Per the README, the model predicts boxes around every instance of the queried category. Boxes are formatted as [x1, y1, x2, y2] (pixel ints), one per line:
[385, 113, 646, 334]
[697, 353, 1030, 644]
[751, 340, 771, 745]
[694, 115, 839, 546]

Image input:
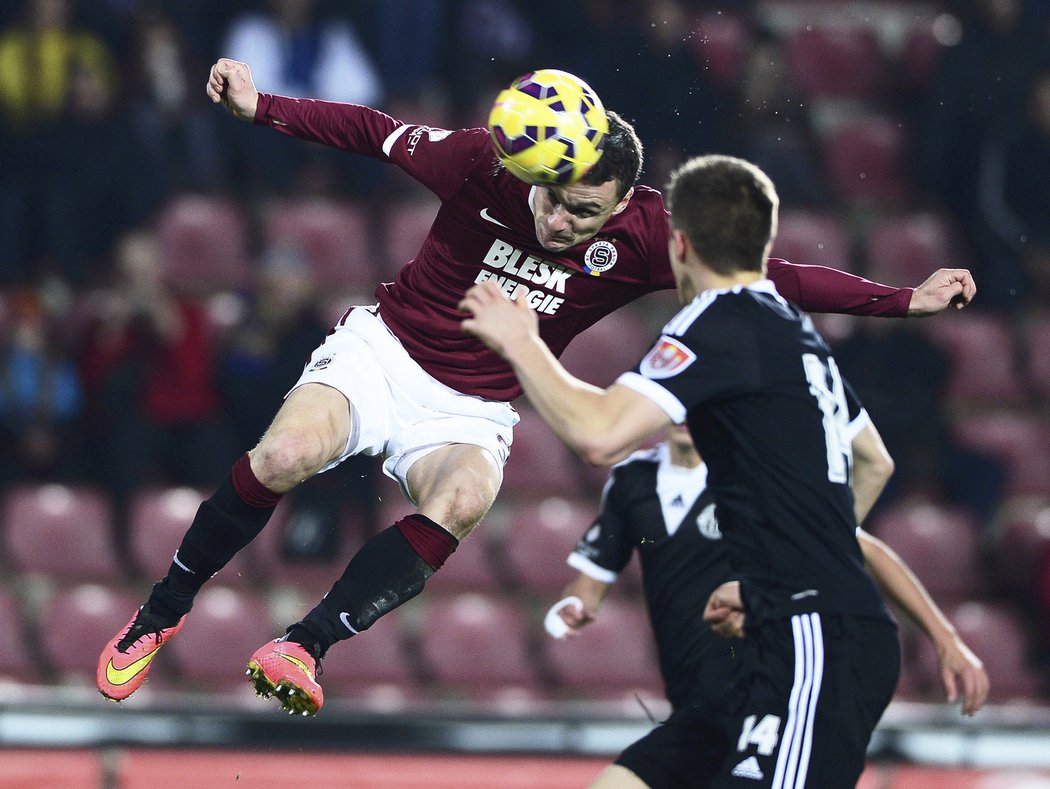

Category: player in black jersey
[546, 425, 988, 789]
[460, 153, 964, 787]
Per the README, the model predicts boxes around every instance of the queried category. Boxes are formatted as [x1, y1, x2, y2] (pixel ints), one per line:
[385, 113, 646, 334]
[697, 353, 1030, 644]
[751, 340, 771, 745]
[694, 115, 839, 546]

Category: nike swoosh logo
[105, 648, 160, 686]
[277, 651, 315, 679]
[339, 612, 359, 634]
[480, 208, 509, 228]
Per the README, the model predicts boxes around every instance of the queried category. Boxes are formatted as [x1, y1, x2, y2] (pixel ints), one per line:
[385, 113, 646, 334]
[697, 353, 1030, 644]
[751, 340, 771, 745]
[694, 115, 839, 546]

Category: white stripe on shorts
[771, 612, 825, 789]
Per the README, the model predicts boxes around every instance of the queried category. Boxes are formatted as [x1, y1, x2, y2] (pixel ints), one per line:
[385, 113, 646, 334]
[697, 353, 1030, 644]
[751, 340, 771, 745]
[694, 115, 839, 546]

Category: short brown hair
[579, 110, 644, 200]
[666, 155, 779, 276]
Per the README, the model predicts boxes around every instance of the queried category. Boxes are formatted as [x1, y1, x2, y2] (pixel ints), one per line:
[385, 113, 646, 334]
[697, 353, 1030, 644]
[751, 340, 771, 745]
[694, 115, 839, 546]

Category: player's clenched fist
[205, 58, 259, 123]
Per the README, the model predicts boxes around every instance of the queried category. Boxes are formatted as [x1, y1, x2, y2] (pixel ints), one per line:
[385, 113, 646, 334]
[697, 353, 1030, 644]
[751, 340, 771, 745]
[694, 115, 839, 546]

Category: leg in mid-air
[246, 440, 502, 715]
[96, 382, 352, 702]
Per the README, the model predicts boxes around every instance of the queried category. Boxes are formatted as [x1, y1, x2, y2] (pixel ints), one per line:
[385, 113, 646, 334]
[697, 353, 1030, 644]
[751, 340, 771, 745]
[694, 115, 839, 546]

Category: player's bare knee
[251, 431, 328, 490]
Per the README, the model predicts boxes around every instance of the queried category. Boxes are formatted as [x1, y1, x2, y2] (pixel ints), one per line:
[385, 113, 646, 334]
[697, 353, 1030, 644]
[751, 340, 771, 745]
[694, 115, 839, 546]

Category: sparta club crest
[583, 239, 617, 276]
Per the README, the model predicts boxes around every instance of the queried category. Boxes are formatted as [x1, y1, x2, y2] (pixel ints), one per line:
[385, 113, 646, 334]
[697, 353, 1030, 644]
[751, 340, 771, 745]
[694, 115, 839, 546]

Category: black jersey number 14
[802, 354, 850, 484]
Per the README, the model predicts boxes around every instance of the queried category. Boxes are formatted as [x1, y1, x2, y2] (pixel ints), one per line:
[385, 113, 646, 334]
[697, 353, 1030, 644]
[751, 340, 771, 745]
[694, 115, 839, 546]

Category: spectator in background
[0, 0, 121, 283]
[78, 230, 235, 510]
[920, 0, 1047, 246]
[0, 284, 84, 483]
[123, 7, 226, 221]
[977, 67, 1050, 311]
[220, 0, 384, 196]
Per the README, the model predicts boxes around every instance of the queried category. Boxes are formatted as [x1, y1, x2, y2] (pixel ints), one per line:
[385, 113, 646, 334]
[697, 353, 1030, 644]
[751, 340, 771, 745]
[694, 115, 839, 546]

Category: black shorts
[713, 613, 899, 788]
[616, 703, 731, 789]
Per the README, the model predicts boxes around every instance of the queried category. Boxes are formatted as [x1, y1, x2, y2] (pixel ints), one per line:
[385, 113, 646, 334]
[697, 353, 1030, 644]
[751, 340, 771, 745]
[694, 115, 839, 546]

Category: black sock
[291, 515, 457, 657]
[148, 470, 278, 617]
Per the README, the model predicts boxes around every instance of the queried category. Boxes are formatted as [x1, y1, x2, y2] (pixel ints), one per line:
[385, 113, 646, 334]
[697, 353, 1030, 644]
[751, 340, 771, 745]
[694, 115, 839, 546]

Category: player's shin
[148, 453, 282, 623]
[287, 514, 458, 656]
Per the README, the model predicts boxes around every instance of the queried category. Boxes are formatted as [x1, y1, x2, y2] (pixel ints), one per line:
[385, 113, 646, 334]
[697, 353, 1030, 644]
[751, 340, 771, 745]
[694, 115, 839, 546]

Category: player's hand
[206, 58, 259, 122]
[459, 280, 540, 359]
[544, 596, 592, 639]
[907, 268, 976, 316]
[937, 635, 989, 716]
[703, 581, 746, 639]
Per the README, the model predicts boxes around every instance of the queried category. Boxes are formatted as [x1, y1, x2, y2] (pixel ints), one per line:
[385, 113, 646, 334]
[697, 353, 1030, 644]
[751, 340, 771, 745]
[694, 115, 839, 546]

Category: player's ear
[670, 227, 688, 263]
[611, 187, 634, 215]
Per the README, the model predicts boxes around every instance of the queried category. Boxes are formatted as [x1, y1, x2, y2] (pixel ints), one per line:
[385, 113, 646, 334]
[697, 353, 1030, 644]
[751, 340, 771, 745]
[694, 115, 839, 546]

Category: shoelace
[115, 612, 167, 653]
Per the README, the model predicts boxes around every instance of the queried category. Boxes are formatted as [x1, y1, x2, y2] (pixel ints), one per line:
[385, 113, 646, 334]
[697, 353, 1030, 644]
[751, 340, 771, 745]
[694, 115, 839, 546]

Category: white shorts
[289, 306, 519, 502]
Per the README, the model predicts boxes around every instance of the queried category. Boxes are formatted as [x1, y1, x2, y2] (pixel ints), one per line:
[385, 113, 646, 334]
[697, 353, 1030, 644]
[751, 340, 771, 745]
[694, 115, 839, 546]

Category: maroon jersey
[254, 95, 913, 400]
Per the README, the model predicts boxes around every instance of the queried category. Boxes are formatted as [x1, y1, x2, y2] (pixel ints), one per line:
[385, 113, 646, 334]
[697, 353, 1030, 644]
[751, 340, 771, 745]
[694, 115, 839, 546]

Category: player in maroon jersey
[97, 58, 976, 715]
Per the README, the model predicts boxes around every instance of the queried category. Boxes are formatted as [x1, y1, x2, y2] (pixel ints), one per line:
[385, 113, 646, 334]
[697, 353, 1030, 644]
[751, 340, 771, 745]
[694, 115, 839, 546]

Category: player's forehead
[544, 180, 620, 212]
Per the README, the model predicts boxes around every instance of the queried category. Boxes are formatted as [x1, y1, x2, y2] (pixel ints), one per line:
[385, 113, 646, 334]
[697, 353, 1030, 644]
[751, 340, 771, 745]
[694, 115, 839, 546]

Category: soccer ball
[488, 69, 608, 186]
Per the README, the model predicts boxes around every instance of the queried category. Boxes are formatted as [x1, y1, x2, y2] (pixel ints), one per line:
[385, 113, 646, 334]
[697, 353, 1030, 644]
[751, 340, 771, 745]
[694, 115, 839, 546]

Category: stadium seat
[560, 308, 655, 389]
[418, 593, 540, 696]
[128, 487, 253, 586]
[264, 199, 378, 293]
[501, 496, 597, 595]
[167, 586, 275, 691]
[868, 500, 986, 605]
[501, 409, 591, 498]
[691, 11, 751, 87]
[784, 25, 887, 100]
[952, 413, 1050, 496]
[154, 194, 251, 291]
[987, 495, 1050, 598]
[379, 198, 440, 280]
[38, 584, 141, 684]
[1, 484, 120, 583]
[912, 601, 1043, 702]
[823, 116, 910, 206]
[922, 314, 1026, 407]
[428, 524, 503, 593]
[863, 212, 957, 285]
[541, 597, 662, 700]
[770, 210, 852, 269]
[0, 589, 36, 682]
[1024, 310, 1050, 399]
[319, 607, 421, 705]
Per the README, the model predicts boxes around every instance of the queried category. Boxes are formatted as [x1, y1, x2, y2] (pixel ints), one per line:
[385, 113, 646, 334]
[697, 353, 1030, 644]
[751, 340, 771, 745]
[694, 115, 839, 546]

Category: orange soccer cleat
[246, 639, 324, 716]
[97, 605, 185, 701]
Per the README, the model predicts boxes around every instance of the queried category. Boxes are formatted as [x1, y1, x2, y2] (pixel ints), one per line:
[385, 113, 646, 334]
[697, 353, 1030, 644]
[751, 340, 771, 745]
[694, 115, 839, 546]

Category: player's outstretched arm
[907, 268, 976, 316]
[545, 574, 611, 639]
[205, 58, 259, 122]
[850, 419, 895, 526]
[858, 531, 990, 715]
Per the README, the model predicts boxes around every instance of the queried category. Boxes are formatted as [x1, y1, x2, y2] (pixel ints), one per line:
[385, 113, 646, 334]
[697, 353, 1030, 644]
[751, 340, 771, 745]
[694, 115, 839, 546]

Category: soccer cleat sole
[246, 661, 319, 716]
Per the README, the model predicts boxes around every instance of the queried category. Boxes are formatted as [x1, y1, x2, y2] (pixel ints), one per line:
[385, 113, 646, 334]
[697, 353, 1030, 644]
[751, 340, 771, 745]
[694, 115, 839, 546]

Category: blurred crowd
[1, 0, 1050, 699]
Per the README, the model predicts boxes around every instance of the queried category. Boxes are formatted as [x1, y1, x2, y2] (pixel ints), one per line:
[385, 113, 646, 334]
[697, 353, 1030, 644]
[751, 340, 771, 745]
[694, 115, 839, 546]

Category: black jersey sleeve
[567, 465, 637, 582]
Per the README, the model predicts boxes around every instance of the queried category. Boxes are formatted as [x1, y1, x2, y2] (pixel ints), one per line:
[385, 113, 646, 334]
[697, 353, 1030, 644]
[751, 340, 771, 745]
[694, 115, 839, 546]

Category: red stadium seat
[912, 601, 1042, 702]
[167, 586, 275, 691]
[770, 210, 852, 269]
[264, 199, 378, 293]
[868, 500, 986, 605]
[988, 495, 1050, 598]
[560, 308, 655, 389]
[541, 598, 661, 700]
[379, 198, 441, 280]
[501, 409, 591, 498]
[953, 412, 1050, 496]
[823, 116, 910, 206]
[691, 11, 751, 87]
[1, 484, 120, 583]
[1024, 310, 1050, 399]
[128, 487, 253, 586]
[922, 314, 1026, 407]
[418, 593, 540, 697]
[319, 607, 421, 706]
[785, 25, 887, 99]
[501, 496, 596, 595]
[155, 194, 251, 291]
[38, 584, 141, 685]
[0, 589, 37, 682]
[864, 212, 957, 285]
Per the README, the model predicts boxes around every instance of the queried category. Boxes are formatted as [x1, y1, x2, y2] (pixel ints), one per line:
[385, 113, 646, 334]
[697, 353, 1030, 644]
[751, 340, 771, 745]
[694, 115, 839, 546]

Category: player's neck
[695, 268, 764, 294]
[669, 443, 701, 469]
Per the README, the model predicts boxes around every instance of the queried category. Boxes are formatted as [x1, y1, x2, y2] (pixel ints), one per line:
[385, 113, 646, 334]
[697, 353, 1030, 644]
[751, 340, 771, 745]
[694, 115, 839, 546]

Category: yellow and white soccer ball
[488, 69, 608, 186]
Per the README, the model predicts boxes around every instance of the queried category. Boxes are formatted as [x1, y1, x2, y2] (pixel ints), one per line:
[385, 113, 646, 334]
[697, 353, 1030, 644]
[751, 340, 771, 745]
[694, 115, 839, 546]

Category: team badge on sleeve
[640, 336, 696, 379]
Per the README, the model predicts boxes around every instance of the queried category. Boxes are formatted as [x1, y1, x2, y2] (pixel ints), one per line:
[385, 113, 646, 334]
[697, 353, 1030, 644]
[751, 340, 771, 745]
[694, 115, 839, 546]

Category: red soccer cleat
[97, 606, 185, 701]
[246, 639, 324, 716]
